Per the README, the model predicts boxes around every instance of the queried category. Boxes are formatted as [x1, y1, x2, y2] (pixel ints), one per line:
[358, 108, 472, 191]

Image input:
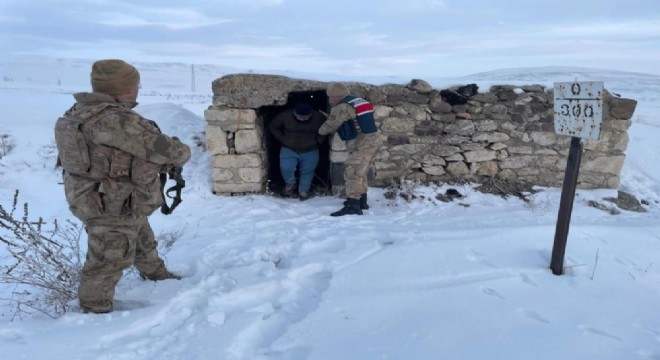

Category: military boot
[331, 198, 363, 217]
[80, 300, 113, 314]
[343, 193, 369, 210]
[359, 193, 369, 210]
[140, 269, 182, 281]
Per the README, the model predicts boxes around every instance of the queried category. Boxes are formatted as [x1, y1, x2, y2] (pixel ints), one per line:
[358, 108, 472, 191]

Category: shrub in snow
[0, 134, 15, 159]
[384, 178, 422, 204]
[0, 190, 84, 320]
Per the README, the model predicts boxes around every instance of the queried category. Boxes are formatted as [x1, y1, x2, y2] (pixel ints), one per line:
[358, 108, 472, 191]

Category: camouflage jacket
[319, 102, 379, 151]
[57, 92, 191, 220]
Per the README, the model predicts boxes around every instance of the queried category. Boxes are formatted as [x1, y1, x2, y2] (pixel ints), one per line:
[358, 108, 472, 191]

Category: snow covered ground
[0, 58, 659, 360]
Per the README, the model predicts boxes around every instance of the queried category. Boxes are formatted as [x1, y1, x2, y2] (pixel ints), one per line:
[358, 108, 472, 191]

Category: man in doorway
[269, 102, 326, 201]
[319, 83, 382, 216]
[54, 59, 191, 313]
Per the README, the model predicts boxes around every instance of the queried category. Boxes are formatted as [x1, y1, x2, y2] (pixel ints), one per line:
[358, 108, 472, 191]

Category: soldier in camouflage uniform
[319, 83, 382, 216]
[54, 59, 191, 313]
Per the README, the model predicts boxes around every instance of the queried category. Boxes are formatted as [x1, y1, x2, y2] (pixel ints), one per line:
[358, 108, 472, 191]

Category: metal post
[550, 136, 583, 275]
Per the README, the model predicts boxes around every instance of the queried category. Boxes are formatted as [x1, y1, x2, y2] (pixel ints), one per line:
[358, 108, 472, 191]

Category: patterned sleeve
[319, 103, 355, 135]
[91, 111, 191, 166]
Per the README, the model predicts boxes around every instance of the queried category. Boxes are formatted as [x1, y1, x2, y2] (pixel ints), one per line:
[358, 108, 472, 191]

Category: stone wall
[205, 74, 637, 195]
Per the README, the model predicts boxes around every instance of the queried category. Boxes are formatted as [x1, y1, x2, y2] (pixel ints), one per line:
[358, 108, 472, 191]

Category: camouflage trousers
[78, 216, 166, 313]
[344, 133, 382, 199]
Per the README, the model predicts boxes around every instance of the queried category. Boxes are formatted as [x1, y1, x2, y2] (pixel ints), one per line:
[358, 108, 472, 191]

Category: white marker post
[550, 81, 603, 275]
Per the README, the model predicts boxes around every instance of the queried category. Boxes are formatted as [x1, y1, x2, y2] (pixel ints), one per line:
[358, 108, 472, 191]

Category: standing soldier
[319, 83, 382, 216]
[54, 59, 191, 313]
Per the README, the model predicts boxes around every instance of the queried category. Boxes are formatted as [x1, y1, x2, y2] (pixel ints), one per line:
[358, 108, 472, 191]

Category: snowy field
[1, 58, 660, 360]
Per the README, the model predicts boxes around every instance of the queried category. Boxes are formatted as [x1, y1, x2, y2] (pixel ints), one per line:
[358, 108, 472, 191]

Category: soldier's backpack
[54, 113, 92, 175]
[54, 104, 114, 175]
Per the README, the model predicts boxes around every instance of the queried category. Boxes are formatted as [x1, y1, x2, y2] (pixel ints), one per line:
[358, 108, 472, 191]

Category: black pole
[550, 136, 583, 275]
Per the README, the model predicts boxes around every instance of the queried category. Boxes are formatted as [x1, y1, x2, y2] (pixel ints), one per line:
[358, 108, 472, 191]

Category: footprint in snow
[482, 287, 505, 300]
[466, 249, 497, 268]
[579, 325, 622, 342]
[614, 256, 637, 267]
[518, 309, 551, 324]
[519, 273, 538, 287]
[113, 299, 153, 311]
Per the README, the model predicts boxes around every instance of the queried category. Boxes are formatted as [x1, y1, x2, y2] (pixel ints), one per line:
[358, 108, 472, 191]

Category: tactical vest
[336, 96, 377, 141]
[54, 103, 132, 180]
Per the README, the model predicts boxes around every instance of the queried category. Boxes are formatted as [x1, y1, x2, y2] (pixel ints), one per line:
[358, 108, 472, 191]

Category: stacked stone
[205, 107, 264, 194]
[205, 74, 327, 194]
[205, 74, 637, 195]
[361, 80, 636, 189]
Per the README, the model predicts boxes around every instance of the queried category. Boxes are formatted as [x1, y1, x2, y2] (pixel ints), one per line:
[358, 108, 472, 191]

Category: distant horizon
[4, 53, 660, 82]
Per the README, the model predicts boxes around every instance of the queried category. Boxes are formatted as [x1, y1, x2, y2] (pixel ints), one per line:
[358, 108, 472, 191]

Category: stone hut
[204, 74, 637, 196]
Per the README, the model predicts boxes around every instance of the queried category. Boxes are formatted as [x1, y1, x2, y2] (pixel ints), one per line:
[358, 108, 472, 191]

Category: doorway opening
[260, 90, 331, 197]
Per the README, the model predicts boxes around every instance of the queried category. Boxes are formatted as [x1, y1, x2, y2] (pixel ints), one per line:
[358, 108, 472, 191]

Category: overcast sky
[1, 0, 659, 77]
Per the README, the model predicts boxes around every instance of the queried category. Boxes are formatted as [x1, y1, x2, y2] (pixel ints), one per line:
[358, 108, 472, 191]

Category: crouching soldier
[54, 59, 191, 313]
[319, 83, 382, 216]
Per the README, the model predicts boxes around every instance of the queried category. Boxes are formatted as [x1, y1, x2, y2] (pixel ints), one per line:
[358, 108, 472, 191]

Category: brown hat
[326, 82, 349, 97]
[90, 59, 140, 95]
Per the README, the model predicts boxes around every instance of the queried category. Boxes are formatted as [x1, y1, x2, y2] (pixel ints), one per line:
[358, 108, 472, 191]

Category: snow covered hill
[0, 58, 659, 360]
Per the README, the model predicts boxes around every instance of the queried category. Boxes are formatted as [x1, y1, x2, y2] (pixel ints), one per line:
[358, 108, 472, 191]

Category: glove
[168, 166, 183, 179]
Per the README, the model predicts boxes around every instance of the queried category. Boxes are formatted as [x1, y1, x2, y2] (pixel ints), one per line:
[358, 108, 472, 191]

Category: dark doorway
[260, 90, 331, 196]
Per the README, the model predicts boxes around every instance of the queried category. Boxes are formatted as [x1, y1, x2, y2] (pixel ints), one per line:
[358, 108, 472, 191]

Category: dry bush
[0, 134, 15, 159]
[158, 228, 184, 251]
[384, 178, 422, 205]
[474, 178, 537, 202]
[0, 190, 84, 320]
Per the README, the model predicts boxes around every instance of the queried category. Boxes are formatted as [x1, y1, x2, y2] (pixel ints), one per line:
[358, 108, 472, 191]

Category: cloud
[404, 0, 448, 11]
[80, 7, 235, 29]
[351, 32, 432, 53]
[377, 0, 448, 14]
[547, 19, 660, 38]
[220, 44, 320, 58]
[1, 0, 659, 77]
[0, 0, 24, 23]
[211, 0, 284, 9]
[252, 0, 284, 7]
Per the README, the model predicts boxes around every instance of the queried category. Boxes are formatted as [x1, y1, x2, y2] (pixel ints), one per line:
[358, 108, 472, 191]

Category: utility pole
[191, 64, 196, 93]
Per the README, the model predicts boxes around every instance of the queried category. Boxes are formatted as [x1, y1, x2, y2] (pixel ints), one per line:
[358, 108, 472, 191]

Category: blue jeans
[280, 147, 319, 193]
